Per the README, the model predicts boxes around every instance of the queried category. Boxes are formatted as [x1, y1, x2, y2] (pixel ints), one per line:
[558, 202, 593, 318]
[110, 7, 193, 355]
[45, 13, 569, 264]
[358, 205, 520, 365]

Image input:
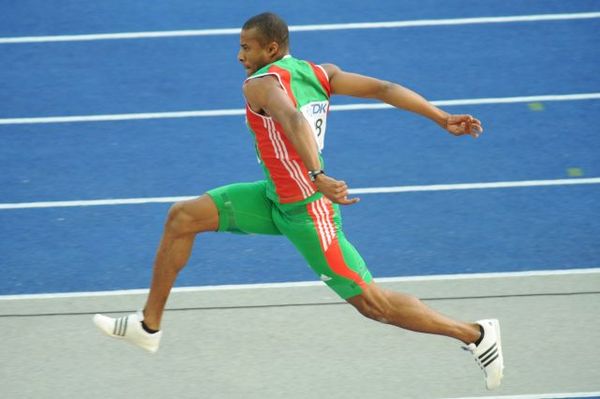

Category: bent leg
[143, 195, 219, 329]
[143, 181, 280, 330]
[347, 282, 481, 344]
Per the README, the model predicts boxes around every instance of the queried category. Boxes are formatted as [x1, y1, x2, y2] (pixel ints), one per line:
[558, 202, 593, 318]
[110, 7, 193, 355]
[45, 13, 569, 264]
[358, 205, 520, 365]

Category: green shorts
[206, 181, 373, 299]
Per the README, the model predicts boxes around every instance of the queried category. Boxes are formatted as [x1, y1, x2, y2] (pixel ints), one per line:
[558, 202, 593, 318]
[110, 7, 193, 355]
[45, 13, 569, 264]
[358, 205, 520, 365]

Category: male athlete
[94, 12, 504, 390]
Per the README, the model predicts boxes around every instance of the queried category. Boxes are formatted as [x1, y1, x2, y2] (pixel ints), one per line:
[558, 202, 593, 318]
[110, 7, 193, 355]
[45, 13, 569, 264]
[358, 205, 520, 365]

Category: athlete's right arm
[243, 76, 359, 205]
[321, 63, 482, 138]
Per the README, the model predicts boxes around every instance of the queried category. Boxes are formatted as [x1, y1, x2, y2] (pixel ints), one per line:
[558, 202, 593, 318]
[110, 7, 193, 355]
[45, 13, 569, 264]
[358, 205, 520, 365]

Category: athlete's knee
[165, 196, 218, 236]
[360, 302, 392, 324]
[353, 301, 390, 324]
[165, 202, 192, 235]
[348, 287, 392, 324]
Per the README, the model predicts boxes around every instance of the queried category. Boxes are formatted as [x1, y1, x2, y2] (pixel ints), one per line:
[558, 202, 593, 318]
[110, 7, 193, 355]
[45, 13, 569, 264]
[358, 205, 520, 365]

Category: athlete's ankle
[141, 309, 161, 331]
[141, 320, 160, 334]
[462, 323, 483, 345]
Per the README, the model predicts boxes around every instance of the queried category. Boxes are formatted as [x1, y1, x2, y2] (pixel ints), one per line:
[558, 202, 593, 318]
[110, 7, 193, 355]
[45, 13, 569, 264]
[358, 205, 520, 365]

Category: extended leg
[347, 282, 480, 344]
[347, 282, 504, 389]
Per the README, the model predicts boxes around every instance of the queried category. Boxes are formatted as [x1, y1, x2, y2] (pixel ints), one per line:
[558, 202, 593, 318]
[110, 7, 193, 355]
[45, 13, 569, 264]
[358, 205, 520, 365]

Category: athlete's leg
[276, 195, 480, 344]
[347, 282, 504, 389]
[144, 180, 281, 330]
[143, 195, 219, 330]
[94, 181, 280, 352]
[346, 283, 480, 344]
[274, 196, 502, 388]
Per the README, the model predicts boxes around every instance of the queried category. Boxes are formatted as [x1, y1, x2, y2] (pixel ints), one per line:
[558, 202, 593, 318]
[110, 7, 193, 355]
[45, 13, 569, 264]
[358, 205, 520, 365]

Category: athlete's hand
[444, 114, 483, 138]
[314, 174, 360, 205]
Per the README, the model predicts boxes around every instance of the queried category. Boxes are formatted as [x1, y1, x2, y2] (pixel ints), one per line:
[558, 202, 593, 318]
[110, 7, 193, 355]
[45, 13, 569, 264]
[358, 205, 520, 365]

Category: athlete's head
[238, 12, 289, 76]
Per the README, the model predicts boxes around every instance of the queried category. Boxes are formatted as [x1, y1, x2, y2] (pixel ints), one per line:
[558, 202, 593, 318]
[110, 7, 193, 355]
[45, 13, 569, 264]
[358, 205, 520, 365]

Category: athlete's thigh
[274, 196, 373, 299]
[206, 181, 281, 235]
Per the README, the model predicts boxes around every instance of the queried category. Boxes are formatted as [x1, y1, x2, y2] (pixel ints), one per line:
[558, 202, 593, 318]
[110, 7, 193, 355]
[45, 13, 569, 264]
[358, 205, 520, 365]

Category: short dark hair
[242, 12, 289, 49]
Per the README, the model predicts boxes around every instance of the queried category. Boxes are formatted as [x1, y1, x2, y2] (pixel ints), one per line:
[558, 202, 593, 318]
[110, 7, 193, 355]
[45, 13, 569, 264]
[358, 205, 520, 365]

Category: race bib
[300, 100, 328, 151]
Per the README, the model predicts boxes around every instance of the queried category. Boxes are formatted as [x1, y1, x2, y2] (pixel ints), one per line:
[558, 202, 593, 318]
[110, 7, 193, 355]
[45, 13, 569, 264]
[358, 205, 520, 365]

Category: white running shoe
[463, 318, 504, 390]
[93, 311, 162, 353]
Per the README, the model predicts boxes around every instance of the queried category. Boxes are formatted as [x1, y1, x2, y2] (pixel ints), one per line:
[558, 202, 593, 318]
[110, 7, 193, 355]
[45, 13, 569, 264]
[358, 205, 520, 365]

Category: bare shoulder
[243, 75, 280, 100]
[320, 63, 341, 79]
[243, 74, 292, 114]
[243, 75, 270, 93]
[318, 63, 385, 97]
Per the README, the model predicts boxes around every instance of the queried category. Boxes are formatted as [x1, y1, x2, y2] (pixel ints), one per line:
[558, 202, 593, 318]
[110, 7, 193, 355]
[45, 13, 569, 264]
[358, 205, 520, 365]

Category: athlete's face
[238, 28, 276, 76]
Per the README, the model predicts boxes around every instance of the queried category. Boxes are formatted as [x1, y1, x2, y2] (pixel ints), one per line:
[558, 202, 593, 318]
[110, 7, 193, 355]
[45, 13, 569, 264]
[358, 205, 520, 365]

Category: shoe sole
[492, 319, 504, 374]
[487, 319, 504, 389]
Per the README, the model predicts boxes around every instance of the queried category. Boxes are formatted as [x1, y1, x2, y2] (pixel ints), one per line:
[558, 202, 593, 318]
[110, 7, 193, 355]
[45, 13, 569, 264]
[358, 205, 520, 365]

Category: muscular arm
[244, 76, 321, 171]
[243, 76, 357, 205]
[321, 63, 482, 137]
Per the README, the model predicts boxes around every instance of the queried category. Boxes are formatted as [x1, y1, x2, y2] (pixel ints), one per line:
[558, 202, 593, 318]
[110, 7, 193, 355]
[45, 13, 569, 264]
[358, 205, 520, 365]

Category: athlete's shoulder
[319, 63, 341, 79]
[243, 72, 279, 96]
[250, 55, 293, 76]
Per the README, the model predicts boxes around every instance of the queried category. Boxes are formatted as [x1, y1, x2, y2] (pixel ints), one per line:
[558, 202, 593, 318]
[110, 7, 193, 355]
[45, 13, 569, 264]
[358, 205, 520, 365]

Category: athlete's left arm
[320, 63, 483, 138]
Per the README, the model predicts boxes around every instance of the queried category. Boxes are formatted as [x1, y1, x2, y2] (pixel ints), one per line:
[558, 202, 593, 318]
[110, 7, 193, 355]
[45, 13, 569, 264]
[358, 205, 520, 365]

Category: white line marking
[349, 177, 600, 195]
[333, 93, 600, 112]
[1, 12, 599, 44]
[443, 391, 600, 399]
[0, 268, 598, 300]
[0, 108, 246, 125]
[1, 177, 599, 210]
[0, 196, 193, 210]
[1, 93, 599, 125]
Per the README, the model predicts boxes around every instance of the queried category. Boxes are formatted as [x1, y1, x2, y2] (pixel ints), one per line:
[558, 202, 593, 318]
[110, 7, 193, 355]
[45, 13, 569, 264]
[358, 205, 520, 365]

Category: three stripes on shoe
[478, 342, 500, 369]
[112, 316, 128, 337]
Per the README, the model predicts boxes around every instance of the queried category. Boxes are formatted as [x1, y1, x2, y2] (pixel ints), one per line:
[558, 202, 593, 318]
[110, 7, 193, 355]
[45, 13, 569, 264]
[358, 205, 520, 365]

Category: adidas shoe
[463, 318, 504, 390]
[93, 311, 162, 353]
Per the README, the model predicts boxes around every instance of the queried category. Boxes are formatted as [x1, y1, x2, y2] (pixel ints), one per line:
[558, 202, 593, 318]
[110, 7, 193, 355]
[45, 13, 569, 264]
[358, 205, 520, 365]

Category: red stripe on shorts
[307, 198, 366, 288]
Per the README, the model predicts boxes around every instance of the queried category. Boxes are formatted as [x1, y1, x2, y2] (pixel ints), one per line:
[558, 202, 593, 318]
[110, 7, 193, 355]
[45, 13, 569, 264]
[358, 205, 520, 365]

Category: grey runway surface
[1, 270, 599, 399]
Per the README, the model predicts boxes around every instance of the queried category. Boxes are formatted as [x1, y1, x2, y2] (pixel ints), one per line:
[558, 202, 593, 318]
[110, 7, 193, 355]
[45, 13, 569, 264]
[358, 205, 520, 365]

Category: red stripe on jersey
[268, 65, 297, 107]
[246, 105, 316, 203]
[265, 118, 314, 199]
[308, 62, 331, 97]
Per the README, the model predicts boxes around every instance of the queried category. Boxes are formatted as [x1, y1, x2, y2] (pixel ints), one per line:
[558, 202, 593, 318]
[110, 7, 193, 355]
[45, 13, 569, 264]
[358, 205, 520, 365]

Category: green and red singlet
[207, 56, 373, 299]
[244, 55, 331, 204]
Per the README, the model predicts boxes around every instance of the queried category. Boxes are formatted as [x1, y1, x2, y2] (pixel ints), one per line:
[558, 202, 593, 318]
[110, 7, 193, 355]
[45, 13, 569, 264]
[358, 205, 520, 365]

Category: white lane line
[350, 177, 600, 194]
[0, 108, 246, 125]
[443, 391, 600, 399]
[1, 93, 599, 125]
[1, 12, 599, 44]
[1, 178, 599, 210]
[334, 93, 600, 112]
[0, 196, 194, 210]
[1, 267, 598, 300]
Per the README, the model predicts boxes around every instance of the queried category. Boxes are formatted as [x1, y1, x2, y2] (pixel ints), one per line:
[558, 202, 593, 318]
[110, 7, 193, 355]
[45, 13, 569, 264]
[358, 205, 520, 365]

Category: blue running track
[1, 1, 599, 295]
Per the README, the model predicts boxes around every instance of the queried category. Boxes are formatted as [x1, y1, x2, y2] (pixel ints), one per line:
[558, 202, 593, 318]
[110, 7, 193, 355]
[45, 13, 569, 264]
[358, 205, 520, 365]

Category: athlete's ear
[267, 41, 279, 57]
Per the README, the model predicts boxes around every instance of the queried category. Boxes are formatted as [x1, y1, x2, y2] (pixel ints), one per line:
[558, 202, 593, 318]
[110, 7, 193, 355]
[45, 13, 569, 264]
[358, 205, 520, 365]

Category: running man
[94, 12, 504, 390]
